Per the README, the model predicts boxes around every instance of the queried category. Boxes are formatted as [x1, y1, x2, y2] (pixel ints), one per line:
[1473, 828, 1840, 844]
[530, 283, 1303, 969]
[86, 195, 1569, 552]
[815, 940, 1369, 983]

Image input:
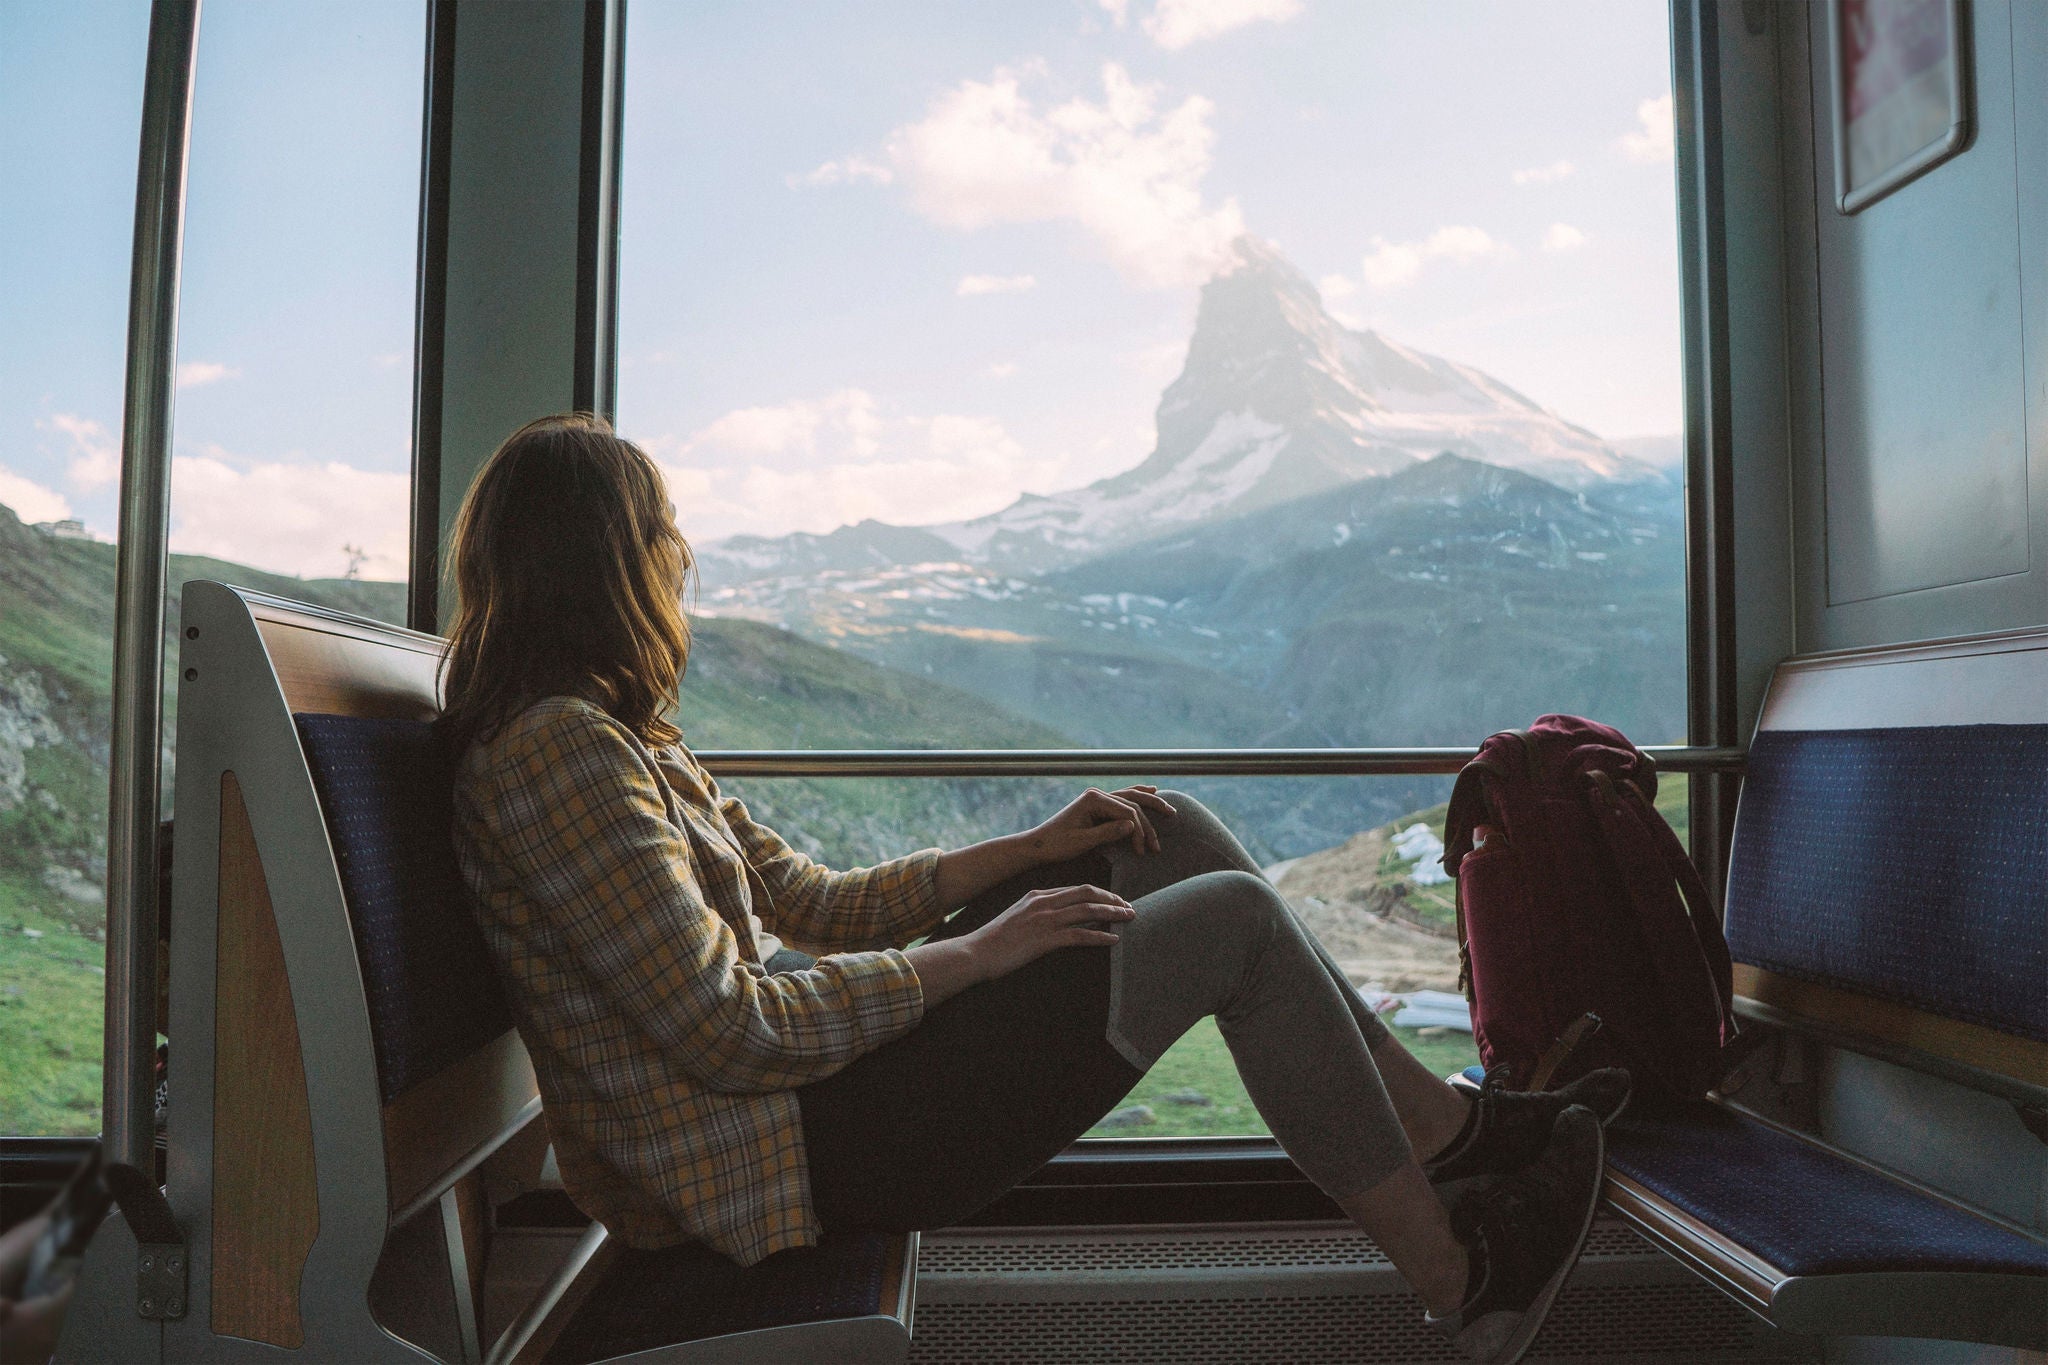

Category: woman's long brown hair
[437, 413, 692, 755]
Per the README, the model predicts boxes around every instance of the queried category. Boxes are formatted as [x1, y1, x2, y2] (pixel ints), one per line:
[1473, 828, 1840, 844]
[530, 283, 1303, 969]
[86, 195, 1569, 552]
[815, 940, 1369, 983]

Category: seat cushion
[544, 1231, 898, 1363]
[1608, 1102, 2048, 1279]
[1725, 723, 2048, 1043]
[295, 713, 513, 1101]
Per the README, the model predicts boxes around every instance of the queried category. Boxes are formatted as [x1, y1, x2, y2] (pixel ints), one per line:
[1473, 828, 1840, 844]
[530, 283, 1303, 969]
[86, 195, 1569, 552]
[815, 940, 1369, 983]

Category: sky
[1, 0, 1681, 581]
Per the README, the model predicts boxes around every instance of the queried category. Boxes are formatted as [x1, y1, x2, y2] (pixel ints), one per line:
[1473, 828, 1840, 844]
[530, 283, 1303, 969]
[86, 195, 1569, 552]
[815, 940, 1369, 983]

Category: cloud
[1542, 222, 1588, 251]
[0, 466, 72, 524]
[1512, 159, 1574, 186]
[883, 62, 1244, 288]
[789, 155, 894, 188]
[39, 413, 120, 488]
[1359, 225, 1510, 290]
[957, 273, 1038, 296]
[175, 360, 240, 389]
[1618, 94, 1674, 163]
[652, 391, 1070, 541]
[686, 390, 882, 461]
[169, 449, 409, 579]
[1317, 272, 1357, 301]
[1143, 0, 1303, 49]
[1098, 0, 1130, 25]
[985, 361, 1020, 378]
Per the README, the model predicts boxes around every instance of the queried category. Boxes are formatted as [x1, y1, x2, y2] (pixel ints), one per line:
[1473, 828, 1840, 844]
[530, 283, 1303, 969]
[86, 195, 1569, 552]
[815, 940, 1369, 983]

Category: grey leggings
[1099, 793, 1403, 1198]
[795, 792, 1412, 1231]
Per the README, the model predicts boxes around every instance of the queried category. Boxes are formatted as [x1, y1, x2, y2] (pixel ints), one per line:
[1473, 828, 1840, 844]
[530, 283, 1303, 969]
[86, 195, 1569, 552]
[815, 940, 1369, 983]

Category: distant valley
[686, 237, 1687, 852]
[0, 240, 1686, 906]
[1, 238, 1686, 1134]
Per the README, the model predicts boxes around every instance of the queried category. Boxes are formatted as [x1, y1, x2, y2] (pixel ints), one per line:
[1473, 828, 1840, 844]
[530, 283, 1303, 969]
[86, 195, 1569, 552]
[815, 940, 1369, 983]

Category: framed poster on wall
[1828, 0, 1971, 213]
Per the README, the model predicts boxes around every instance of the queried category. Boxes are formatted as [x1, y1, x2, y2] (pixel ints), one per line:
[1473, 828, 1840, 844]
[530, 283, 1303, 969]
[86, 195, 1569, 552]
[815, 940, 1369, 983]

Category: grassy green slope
[0, 506, 1084, 1131]
[679, 616, 1083, 867]
[0, 506, 413, 1133]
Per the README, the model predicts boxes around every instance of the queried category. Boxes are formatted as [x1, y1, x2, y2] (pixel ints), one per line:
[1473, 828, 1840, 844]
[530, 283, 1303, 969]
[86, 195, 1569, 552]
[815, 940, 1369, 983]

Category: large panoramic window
[171, 0, 421, 606]
[0, 2, 150, 1137]
[0, 1, 421, 1136]
[620, 1, 1686, 1131]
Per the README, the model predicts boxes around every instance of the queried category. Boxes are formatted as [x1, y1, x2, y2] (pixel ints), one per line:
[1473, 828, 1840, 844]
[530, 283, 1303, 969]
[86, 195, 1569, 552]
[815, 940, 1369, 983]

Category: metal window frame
[1674, 0, 1743, 912]
[406, 0, 625, 635]
[400, 0, 1744, 797]
[101, 0, 201, 1194]
[58, 0, 1745, 1200]
[661, 0, 1743, 823]
[406, 0, 457, 633]
[689, 746, 1744, 780]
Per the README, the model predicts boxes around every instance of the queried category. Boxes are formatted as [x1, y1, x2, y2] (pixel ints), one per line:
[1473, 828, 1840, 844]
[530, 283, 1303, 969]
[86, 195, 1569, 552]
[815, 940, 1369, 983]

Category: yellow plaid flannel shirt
[451, 696, 948, 1265]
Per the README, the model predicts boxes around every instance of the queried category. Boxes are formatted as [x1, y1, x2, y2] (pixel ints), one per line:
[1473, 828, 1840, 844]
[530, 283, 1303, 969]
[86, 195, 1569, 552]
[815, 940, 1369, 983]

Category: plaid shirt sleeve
[480, 703, 928, 1093]
[709, 778, 950, 952]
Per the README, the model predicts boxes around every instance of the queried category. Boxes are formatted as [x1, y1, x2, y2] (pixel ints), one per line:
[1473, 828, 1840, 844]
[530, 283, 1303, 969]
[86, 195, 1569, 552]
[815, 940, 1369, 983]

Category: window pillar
[408, 0, 624, 632]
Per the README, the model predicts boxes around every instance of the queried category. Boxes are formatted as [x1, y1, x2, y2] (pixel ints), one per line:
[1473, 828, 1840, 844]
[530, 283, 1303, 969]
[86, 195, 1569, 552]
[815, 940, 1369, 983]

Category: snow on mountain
[697, 236, 1656, 585]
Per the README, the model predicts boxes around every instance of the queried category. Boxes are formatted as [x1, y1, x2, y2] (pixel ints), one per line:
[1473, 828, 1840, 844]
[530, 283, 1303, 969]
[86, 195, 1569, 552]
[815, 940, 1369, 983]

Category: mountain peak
[1214, 234, 1320, 294]
[699, 241, 1658, 583]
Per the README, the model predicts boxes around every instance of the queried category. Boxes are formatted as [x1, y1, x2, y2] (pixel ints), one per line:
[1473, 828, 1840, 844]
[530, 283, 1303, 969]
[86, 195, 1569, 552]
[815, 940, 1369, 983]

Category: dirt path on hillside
[1269, 828, 1462, 993]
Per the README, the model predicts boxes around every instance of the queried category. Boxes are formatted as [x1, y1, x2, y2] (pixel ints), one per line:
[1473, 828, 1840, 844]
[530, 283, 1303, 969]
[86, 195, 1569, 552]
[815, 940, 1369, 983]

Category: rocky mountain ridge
[699, 237, 1662, 585]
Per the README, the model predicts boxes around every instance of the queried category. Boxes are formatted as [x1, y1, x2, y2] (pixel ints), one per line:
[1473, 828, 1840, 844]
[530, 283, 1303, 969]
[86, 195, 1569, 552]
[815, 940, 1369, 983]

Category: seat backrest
[294, 714, 516, 1101]
[162, 581, 538, 1363]
[1724, 627, 2048, 1090]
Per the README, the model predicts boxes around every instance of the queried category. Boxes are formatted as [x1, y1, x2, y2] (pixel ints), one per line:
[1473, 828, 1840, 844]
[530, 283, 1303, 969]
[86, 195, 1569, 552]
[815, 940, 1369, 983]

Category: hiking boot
[1426, 1103, 1605, 1364]
[1427, 1065, 1630, 1189]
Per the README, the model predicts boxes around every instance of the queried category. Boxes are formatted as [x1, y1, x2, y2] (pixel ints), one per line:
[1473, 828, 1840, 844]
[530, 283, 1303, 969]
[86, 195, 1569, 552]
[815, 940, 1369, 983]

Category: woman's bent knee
[1135, 869, 1287, 943]
[1155, 790, 1229, 842]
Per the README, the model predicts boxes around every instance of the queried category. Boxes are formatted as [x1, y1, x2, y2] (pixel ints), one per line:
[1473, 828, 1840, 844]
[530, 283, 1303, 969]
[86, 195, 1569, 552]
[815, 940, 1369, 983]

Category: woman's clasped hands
[1025, 784, 1177, 860]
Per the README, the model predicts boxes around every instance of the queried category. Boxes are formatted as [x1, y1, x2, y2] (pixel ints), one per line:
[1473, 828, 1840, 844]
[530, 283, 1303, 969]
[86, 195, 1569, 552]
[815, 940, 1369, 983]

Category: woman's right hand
[904, 884, 1135, 1009]
[965, 884, 1135, 982]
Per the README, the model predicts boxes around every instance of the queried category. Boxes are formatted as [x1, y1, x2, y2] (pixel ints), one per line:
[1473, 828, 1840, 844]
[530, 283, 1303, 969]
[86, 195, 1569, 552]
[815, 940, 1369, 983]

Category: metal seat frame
[57, 582, 915, 1364]
[1594, 626, 2048, 1352]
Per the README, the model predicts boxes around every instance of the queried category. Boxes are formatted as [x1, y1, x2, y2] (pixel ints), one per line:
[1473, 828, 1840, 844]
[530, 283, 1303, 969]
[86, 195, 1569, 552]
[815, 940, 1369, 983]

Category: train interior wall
[1746, 2, 2047, 1358]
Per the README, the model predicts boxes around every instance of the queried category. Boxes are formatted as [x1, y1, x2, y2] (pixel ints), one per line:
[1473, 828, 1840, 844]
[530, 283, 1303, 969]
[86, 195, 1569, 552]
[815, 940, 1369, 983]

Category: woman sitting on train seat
[439, 413, 1631, 1365]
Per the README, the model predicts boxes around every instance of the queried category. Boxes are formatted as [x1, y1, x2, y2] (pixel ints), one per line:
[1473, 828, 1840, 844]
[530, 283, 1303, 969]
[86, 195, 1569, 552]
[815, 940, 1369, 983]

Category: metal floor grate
[917, 1220, 1654, 1276]
[912, 1291, 1465, 1365]
[909, 1281, 1808, 1364]
[909, 1222, 1816, 1364]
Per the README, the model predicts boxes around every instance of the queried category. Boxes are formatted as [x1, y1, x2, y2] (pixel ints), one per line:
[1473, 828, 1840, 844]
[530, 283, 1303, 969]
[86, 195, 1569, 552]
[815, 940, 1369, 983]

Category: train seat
[150, 581, 917, 1364]
[1591, 627, 2048, 1351]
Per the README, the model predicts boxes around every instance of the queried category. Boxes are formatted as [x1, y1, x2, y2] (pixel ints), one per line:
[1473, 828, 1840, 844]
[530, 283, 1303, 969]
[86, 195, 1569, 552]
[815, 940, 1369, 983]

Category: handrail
[694, 745, 1747, 779]
[103, 0, 202, 1196]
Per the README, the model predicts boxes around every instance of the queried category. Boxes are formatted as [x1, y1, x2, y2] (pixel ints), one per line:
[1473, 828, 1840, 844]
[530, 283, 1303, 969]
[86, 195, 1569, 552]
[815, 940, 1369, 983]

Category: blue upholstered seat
[299, 712, 906, 1359]
[1725, 724, 2048, 1044]
[1607, 1103, 2048, 1280]
[295, 713, 513, 1101]
[1454, 684, 2048, 1347]
[543, 1232, 899, 1364]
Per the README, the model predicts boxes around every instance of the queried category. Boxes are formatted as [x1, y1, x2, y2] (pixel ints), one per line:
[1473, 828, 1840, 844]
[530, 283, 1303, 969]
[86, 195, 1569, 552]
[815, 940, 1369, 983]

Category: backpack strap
[1623, 780, 1739, 1039]
[1528, 1011, 1603, 1092]
[1586, 770, 1741, 1087]
[1442, 730, 1528, 875]
[1441, 761, 1496, 874]
[1443, 751, 1515, 1002]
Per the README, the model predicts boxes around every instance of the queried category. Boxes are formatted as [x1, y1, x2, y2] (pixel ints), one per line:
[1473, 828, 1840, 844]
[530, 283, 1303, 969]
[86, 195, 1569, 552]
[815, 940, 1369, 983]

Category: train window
[625, 6, 1683, 1135]
[0, 3, 150, 1137]
[172, 0, 422, 595]
[0, 1, 421, 1137]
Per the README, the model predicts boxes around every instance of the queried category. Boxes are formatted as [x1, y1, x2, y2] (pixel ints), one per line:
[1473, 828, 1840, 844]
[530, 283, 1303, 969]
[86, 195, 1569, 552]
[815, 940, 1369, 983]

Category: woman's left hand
[1026, 785, 1177, 861]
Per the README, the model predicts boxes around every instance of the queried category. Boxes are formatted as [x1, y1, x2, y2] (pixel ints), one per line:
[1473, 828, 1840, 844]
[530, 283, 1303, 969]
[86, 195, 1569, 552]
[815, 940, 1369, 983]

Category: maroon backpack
[1441, 714, 1739, 1102]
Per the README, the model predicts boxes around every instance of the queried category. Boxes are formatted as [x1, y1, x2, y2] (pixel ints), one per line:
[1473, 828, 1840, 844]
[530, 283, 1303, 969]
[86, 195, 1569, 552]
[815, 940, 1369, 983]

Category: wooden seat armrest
[1733, 965, 2048, 1107]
